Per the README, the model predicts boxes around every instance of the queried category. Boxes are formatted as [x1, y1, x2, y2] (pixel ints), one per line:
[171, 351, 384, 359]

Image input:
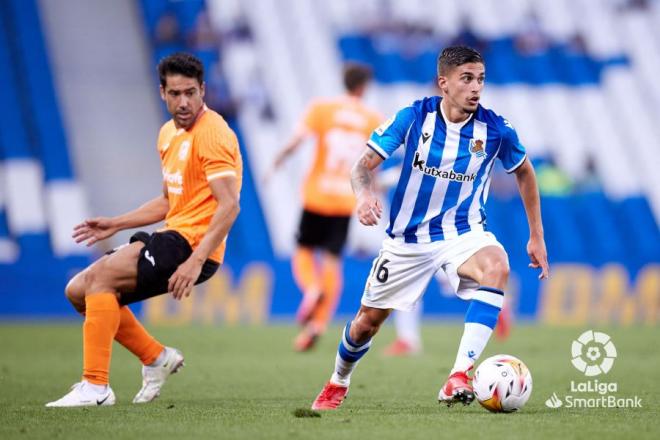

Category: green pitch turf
[0, 323, 657, 439]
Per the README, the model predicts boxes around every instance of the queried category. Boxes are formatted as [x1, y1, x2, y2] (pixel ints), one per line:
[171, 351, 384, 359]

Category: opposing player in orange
[46, 52, 242, 407]
[269, 64, 382, 351]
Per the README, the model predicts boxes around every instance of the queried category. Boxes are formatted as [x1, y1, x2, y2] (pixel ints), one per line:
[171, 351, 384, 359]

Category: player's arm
[274, 127, 308, 169]
[514, 159, 549, 279]
[262, 127, 309, 185]
[168, 176, 240, 299]
[72, 182, 170, 246]
[352, 148, 384, 226]
[265, 103, 320, 182]
[354, 106, 414, 225]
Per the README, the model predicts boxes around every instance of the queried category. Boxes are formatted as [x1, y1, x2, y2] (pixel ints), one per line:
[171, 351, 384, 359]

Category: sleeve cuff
[505, 155, 527, 174]
[206, 169, 237, 181]
[367, 140, 389, 160]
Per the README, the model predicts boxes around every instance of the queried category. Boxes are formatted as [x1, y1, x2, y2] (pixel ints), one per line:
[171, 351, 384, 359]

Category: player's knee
[65, 274, 86, 312]
[82, 262, 110, 295]
[483, 257, 510, 284]
[65, 279, 81, 301]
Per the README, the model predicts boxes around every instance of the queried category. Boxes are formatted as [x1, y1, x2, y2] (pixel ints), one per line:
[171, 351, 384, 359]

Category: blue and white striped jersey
[367, 96, 526, 243]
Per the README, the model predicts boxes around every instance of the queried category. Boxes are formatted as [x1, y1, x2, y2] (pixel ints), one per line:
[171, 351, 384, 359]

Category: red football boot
[293, 329, 319, 352]
[438, 371, 475, 406]
[311, 381, 349, 410]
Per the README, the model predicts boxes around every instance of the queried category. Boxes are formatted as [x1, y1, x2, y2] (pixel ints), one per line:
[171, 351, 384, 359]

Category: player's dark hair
[437, 46, 484, 77]
[158, 52, 204, 88]
[343, 63, 373, 93]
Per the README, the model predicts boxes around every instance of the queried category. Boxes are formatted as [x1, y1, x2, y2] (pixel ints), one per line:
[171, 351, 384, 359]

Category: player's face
[438, 62, 485, 113]
[160, 74, 205, 129]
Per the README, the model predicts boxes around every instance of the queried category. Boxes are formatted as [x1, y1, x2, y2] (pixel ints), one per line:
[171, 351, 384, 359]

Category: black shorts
[296, 209, 351, 256]
[110, 230, 219, 305]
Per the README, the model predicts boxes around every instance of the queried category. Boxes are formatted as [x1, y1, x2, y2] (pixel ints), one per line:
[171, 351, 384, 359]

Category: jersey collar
[438, 98, 474, 129]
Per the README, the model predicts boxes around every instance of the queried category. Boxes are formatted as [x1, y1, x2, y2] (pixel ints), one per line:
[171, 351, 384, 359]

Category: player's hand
[168, 256, 204, 300]
[72, 217, 119, 246]
[356, 191, 383, 226]
[527, 235, 549, 280]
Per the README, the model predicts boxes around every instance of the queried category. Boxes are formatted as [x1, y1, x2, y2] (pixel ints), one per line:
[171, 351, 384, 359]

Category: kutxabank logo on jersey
[545, 330, 642, 410]
[412, 152, 476, 182]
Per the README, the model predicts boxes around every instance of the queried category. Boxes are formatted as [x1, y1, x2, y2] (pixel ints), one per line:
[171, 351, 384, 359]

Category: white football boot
[46, 381, 115, 408]
[132, 347, 184, 403]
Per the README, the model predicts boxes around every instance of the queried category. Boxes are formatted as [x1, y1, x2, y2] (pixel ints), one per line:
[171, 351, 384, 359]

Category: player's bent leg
[312, 306, 390, 410]
[439, 246, 509, 407]
[93, 240, 186, 403]
[457, 245, 509, 290]
[295, 252, 343, 352]
[47, 242, 143, 408]
[118, 233, 219, 402]
[292, 246, 322, 325]
[315, 252, 343, 330]
[81, 243, 144, 384]
[46, 289, 121, 407]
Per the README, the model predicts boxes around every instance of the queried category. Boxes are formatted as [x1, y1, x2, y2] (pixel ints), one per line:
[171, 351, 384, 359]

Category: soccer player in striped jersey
[46, 53, 242, 407]
[312, 46, 549, 410]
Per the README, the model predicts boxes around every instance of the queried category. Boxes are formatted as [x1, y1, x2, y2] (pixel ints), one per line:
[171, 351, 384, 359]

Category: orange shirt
[301, 96, 382, 216]
[158, 106, 242, 263]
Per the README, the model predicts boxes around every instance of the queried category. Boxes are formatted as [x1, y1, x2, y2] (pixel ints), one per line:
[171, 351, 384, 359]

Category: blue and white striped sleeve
[497, 117, 527, 173]
[367, 106, 416, 160]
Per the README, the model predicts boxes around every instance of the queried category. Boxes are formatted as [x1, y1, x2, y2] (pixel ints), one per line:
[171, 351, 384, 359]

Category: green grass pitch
[0, 323, 658, 439]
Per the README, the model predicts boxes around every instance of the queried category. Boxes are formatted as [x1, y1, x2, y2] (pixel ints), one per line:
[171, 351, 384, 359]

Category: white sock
[83, 380, 108, 395]
[394, 302, 422, 350]
[148, 347, 168, 367]
[331, 353, 355, 386]
[451, 322, 493, 374]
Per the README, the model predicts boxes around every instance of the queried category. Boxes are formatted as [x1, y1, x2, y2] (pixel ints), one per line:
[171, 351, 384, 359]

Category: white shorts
[361, 230, 506, 312]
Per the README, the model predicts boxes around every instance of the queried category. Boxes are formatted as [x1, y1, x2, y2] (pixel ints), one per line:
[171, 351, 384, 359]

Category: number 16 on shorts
[361, 241, 439, 312]
[373, 257, 390, 283]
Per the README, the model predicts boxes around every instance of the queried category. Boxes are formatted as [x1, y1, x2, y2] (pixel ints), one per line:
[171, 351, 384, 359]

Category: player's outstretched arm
[72, 183, 170, 246]
[264, 129, 308, 183]
[168, 176, 240, 300]
[514, 159, 549, 280]
[352, 148, 384, 226]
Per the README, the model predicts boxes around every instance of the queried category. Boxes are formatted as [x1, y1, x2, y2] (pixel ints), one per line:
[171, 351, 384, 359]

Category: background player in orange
[46, 52, 242, 407]
[269, 64, 382, 351]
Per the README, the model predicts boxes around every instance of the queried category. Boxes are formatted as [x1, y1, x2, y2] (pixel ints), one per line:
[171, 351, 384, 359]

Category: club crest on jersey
[469, 138, 486, 158]
[179, 140, 191, 160]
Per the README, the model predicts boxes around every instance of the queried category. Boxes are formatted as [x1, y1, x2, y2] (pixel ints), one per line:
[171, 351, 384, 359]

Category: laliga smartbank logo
[571, 330, 617, 376]
[545, 330, 642, 409]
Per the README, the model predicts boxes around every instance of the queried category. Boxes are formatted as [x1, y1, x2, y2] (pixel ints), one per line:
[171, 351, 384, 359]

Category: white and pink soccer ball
[472, 354, 533, 413]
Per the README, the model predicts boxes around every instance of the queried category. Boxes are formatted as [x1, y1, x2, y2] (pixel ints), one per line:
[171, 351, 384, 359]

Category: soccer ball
[472, 354, 533, 413]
